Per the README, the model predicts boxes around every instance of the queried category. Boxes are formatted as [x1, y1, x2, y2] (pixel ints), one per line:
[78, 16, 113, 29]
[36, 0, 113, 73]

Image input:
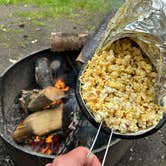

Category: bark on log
[50, 32, 89, 52]
[35, 57, 54, 88]
[13, 107, 63, 143]
[27, 86, 66, 112]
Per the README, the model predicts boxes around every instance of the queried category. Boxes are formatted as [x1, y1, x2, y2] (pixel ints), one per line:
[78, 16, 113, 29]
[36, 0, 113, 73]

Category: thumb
[52, 146, 89, 166]
[49, 146, 101, 166]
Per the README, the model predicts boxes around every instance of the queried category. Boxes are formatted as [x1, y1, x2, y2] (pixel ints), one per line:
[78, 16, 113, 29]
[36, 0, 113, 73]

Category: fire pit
[0, 48, 131, 166]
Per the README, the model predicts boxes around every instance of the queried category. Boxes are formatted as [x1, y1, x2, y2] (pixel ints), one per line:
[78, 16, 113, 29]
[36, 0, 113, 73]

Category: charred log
[50, 57, 70, 81]
[35, 57, 54, 88]
[56, 91, 81, 153]
[62, 90, 80, 132]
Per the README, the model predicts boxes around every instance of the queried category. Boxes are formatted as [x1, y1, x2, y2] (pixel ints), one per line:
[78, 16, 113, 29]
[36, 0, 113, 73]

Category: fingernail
[87, 152, 94, 159]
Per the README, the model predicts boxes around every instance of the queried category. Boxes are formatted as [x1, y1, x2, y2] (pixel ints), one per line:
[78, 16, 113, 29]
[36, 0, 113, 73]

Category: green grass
[0, 0, 123, 20]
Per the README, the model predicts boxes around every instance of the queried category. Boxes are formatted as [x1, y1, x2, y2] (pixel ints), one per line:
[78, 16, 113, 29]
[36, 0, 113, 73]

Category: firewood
[50, 32, 89, 52]
[35, 57, 54, 88]
[27, 86, 66, 112]
[13, 107, 63, 143]
[19, 89, 40, 113]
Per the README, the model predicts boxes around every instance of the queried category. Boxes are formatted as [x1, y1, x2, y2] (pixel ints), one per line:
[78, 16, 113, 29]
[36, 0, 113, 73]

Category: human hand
[45, 146, 101, 166]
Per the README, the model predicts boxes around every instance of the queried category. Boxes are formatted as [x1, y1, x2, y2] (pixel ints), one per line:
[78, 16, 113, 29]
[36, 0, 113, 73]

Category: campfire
[12, 39, 110, 155]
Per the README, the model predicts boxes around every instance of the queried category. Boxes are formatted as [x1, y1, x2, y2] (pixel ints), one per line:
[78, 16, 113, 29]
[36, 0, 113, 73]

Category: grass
[0, 0, 123, 20]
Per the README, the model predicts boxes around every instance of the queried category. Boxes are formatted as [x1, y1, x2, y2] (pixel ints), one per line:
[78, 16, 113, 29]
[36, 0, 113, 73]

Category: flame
[28, 135, 61, 155]
[45, 135, 54, 143]
[34, 136, 41, 142]
[41, 135, 60, 155]
[41, 145, 52, 155]
[55, 79, 69, 92]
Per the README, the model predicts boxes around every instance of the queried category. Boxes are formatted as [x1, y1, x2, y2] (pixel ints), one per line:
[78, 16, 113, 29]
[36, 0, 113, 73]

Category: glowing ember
[55, 79, 69, 92]
[43, 99, 63, 109]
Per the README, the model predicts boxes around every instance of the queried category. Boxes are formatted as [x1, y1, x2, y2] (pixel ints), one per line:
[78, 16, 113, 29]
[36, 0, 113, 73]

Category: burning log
[50, 32, 89, 52]
[27, 86, 66, 112]
[13, 101, 73, 144]
[35, 57, 54, 88]
[19, 89, 39, 113]
[13, 107, 63, 143]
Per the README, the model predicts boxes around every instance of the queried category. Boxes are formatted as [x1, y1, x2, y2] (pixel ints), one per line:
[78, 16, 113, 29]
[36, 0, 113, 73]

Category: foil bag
[96, 0, 166, 105]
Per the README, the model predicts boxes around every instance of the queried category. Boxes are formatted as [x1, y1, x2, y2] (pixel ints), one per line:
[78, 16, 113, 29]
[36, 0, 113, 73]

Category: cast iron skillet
[76, 63, 166, 139]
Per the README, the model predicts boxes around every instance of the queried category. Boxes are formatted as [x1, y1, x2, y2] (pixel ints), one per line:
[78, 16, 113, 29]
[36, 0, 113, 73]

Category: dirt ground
[0, 3, 166, 166]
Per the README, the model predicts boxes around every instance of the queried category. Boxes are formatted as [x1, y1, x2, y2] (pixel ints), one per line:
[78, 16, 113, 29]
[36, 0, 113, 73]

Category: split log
[50, 32, 89, 52]
[27, 86, 66, 112]
[13, 103, 73, 143]
[35, 57, 54, 88]
[13, 107, 63, 143]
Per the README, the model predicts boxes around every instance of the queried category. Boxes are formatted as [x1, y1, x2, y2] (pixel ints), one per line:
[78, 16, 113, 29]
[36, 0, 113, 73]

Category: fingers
[52, 146, 89, 166]
[46, 146, 101, 166]
[64, 147, 101, 166]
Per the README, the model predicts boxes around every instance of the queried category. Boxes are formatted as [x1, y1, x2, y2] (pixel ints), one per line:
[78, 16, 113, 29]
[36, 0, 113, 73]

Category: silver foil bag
[96, 0, 166, 105]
